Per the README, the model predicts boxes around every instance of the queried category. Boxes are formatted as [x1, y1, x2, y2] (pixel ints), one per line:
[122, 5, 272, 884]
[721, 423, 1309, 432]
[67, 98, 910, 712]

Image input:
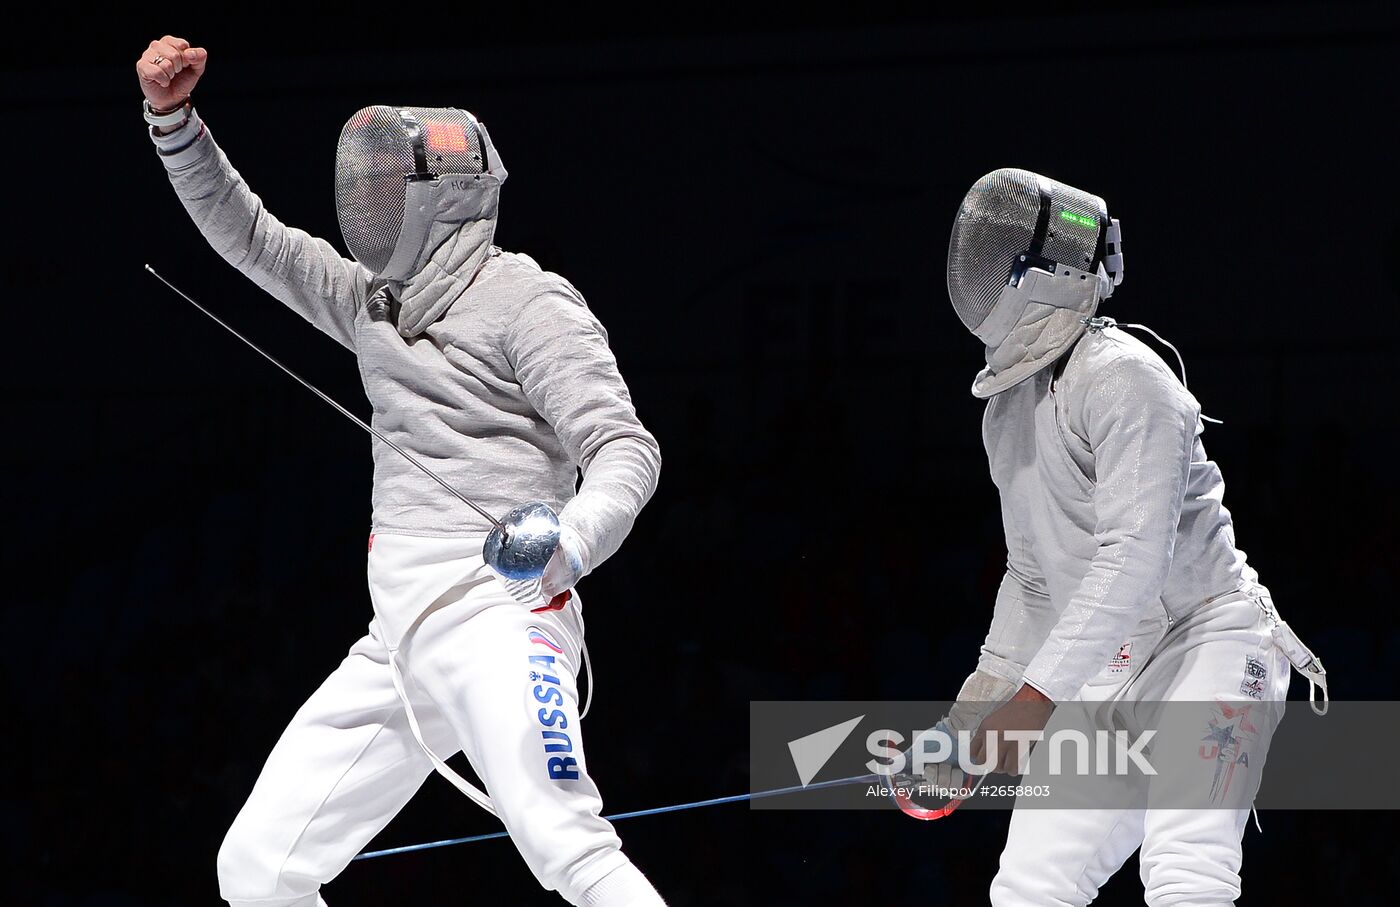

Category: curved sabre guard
[875, 725, 987, 822]
[888, 771, 985, 821]
[483, 501, 561, 580]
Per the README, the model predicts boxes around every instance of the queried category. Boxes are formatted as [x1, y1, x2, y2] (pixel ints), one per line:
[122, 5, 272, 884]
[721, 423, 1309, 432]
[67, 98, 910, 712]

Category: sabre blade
[352, 773, 889, 861]
[144, 265, 503, 531]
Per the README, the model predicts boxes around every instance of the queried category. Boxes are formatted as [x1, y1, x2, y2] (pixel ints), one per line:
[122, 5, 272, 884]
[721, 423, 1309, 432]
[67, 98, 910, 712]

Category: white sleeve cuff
[1020, 674, 1059, 702]
[148, 108, 209, 170]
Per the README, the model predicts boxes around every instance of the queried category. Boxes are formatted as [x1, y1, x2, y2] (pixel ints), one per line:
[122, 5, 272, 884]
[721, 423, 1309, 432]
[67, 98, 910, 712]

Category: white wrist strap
[142, 98, 190, 130]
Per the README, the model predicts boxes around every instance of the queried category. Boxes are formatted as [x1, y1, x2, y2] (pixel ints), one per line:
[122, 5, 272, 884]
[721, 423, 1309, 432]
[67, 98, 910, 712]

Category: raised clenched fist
[135, 36, 207, 111]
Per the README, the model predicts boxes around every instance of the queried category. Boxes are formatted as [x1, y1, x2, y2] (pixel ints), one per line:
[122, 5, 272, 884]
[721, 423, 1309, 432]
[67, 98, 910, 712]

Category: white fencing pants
[990, 588, 1294, 907]
[216, 534, 662, 906]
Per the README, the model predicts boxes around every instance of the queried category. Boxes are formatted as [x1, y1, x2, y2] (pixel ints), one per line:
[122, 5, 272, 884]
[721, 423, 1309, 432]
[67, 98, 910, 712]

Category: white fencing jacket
[978, 326, 1254, 702]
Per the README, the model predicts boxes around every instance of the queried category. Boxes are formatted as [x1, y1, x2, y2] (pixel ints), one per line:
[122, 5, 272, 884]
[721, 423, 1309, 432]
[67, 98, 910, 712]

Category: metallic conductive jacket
[152, 112, 659, 570]
[978, 327, 1255, 702]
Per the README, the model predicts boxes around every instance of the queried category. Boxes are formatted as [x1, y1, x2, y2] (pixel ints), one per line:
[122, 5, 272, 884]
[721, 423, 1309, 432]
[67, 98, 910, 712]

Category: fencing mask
[335, 106, 506, 283]
[947, 168, 1123, 398]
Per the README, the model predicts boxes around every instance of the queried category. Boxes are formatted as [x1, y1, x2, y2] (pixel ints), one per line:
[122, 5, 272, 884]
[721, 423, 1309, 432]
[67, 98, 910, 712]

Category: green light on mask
[1059, 210, 1097, 229]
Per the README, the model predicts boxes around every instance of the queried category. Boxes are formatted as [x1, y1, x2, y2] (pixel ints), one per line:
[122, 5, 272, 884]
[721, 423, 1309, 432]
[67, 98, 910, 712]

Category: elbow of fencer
[593, 430, 662, 493]
[632, 426, 661, 470]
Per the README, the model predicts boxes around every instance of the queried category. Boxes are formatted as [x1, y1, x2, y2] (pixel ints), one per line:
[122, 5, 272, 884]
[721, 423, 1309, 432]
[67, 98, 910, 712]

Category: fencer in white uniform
[137, 37, 666, 906]
[938, 169, 1327, 906]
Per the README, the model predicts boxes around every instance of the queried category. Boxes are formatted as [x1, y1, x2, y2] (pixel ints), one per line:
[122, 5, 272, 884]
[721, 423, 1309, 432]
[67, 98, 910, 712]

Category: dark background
[5, 4, 1399, 904]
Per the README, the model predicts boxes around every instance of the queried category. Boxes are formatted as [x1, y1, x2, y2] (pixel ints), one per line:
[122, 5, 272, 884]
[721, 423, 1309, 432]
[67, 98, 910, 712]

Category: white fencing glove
[947, 669, 1019, 733]
[541, 523, 588, 600]
[923, 669, 1019, 786]
[920, 720, 969, 791]
[502, 523, 589, 611]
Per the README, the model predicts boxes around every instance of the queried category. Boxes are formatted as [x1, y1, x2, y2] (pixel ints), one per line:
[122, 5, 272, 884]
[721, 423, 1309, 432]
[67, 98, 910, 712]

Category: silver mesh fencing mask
[947, 168, 1122, 348]
[335, 106, 502, 281]
[947, 168, 1124, 397]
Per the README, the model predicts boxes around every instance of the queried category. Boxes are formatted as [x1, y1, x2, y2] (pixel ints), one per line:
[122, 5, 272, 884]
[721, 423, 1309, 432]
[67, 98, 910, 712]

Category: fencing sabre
[356, 766, 984, 861]
[143, 265, 560, 584]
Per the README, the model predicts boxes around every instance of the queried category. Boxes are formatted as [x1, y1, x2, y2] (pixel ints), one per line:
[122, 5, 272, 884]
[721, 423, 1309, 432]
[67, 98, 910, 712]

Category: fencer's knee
[1140, 854, 1240, 906]
[519, 838, 628, 904]
[1142, 870, 1239, 907]
[575, 859, 666, 906]
[988, 873, 1022, 907]
[1139, 821, 1243, 906]
[494, 809, 626, 904]
[215, 824, 258, 901]
[990, 869, 1078, 907]
[217, 819, 320, 907]
[990, 846, 1103, 907]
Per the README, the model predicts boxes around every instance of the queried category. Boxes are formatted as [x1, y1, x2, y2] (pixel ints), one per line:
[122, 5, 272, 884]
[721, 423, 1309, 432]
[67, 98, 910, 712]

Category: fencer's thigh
[990, 672, 1147, 907]
[1124, 593, 1291, 906]
[991, 807, 1145, 907]
[402, 595, 625, 898]
[1127, 593, 1289, 810]
[219, 623, 456, 904]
